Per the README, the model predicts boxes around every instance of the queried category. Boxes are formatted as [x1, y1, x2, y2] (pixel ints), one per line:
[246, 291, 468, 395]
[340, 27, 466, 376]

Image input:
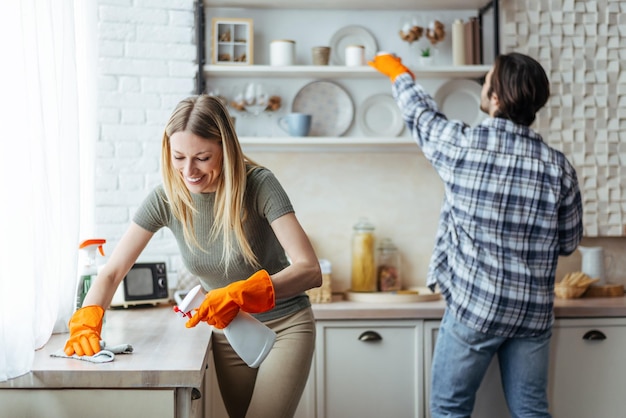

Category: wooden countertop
[311, 295, 626, 320]
[0, 305, 212, 389]
[3, 296, 625, 390]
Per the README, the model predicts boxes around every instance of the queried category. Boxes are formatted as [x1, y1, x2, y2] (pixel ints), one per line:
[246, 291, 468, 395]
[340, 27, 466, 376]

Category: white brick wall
[96, 0, 196, 284]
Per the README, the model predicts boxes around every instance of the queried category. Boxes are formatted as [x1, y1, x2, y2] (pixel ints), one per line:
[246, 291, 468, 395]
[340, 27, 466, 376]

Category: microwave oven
[110, 262, 170, 308]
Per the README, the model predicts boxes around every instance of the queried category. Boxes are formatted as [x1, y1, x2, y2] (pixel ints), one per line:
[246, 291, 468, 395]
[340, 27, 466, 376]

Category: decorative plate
[357, 94, 404, 137]
[433, 79, 486, 126]
[329, 25, 378, 65]
[291, 81, 354, 137]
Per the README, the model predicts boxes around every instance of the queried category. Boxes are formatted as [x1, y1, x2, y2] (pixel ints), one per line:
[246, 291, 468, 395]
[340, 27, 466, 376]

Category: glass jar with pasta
[351, 218, 376, 292]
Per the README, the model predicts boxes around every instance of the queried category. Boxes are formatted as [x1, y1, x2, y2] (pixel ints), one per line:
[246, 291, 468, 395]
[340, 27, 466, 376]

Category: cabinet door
[549, 318, 626, 418]
[316, 320, 423, 418]
[423, 320, 510, 418]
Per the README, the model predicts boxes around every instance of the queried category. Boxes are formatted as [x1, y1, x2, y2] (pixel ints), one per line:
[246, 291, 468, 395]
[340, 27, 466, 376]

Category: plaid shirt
[393, 73, 583, 338]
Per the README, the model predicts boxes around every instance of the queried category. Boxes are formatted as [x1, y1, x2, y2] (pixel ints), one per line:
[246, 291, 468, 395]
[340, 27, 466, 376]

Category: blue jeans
[430, 309, 552, 418]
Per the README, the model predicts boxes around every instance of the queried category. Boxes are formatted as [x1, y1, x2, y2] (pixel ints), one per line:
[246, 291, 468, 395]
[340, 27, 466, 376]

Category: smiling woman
[0, 0, 98, 382]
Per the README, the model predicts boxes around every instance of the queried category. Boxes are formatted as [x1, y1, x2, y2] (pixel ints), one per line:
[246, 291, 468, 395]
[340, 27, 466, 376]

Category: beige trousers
[211, 307, 316, 418]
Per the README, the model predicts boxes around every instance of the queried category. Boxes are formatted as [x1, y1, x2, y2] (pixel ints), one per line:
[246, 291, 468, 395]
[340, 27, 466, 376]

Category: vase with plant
[419, 47, 433, 66]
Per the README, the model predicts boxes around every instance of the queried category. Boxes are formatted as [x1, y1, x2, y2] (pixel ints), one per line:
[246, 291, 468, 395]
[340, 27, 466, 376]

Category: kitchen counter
[311, 295, 626, 320]
[0, 305, 212, 418]
[3, 296, 626, 417]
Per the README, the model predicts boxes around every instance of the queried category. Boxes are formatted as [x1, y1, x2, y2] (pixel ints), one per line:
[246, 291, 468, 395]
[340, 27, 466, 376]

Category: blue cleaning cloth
[50, 341, 133, 363]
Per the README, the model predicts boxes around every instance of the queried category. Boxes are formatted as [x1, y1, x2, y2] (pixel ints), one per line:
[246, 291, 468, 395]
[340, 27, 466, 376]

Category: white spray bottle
[174, 284, 276, 368]
[76, 239, 106, 311]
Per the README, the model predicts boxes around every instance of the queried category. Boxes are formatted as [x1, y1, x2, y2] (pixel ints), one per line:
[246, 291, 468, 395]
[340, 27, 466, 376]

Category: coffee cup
[278, 113, 312, 137]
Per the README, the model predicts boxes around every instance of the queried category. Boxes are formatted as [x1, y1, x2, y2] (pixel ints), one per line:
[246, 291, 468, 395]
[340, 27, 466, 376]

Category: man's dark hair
[488, 52, 550, 126]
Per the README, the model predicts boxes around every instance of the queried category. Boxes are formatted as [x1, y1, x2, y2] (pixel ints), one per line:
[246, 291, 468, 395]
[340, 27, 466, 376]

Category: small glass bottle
[351, 218, 376, 292]
[377, 238, 401, 292]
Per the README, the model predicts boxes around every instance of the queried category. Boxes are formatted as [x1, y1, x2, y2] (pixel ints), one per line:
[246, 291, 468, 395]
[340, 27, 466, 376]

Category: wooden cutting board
[583, 284, 625, 298]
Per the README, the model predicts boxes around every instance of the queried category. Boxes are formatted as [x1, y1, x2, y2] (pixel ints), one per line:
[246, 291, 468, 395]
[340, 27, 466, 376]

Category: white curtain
[0, 0, 97, 382]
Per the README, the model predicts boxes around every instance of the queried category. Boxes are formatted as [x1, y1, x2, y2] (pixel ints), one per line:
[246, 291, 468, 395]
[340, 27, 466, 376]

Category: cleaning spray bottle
[174, 284, 276, 368]
[75, 238, 106, 311]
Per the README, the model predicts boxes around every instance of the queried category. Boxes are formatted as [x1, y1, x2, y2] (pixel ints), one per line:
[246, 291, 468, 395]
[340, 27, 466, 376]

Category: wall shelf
[203, 64, 491, 79]
[203, 0, 492, 10]
[239, 136, 419, 153]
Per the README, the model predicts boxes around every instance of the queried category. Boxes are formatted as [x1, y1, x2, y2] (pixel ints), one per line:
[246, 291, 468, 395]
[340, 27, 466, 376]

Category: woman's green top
[133, 166, 310, 322]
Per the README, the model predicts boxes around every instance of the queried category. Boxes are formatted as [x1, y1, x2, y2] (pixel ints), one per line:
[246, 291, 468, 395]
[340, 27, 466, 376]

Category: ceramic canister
[270, 39, 296, 66]
[345, 44, 365, 66]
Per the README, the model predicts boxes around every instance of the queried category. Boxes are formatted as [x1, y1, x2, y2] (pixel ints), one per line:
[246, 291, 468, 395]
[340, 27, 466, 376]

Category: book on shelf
[464, 17, 482, 65]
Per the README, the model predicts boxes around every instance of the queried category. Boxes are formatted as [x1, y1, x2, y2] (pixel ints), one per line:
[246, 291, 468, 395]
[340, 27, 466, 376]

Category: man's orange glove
[63, 305, 104, 356]
[368, 53, 415, 82]
[186, 270, 275, 329]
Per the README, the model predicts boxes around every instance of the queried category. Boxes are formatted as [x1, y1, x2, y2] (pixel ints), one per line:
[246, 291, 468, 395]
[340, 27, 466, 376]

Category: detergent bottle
[75, 239, 106, 311]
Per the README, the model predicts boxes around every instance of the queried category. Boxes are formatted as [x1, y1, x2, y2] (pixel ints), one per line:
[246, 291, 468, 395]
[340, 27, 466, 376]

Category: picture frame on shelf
[210, 17, 253, 65]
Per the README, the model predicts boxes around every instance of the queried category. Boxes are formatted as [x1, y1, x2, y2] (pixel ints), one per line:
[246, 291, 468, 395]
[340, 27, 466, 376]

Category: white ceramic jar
[345, 44, 365, 66]
[270, 39, 296, 66]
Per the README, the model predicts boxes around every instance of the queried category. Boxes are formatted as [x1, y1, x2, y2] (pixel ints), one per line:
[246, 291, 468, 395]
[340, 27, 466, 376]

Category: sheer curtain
[0, 0, 97, 382]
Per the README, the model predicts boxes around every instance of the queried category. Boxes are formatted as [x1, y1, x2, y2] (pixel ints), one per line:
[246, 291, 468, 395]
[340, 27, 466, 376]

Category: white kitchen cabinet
[315, 319, 424, 418]
[424, 317, 626, 418]
[549, 317, 626, 418]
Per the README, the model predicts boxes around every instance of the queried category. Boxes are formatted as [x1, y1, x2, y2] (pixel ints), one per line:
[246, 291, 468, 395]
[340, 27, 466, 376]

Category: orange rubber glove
[63, 305, 104, 356]
[368, 53, 415, 82]
[186, 269, 275, 329]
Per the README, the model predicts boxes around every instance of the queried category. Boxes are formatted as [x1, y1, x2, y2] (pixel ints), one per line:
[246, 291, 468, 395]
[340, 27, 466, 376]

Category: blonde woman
[64, 95, 322, 418]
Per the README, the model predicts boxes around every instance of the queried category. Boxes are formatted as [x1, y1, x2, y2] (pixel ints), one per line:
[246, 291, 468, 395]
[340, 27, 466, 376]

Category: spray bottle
[76, 238, 106, 311]
[174, 284, 276, 368]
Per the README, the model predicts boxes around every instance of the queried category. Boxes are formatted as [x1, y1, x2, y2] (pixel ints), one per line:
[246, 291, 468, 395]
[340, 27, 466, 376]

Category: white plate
[345, 287, 441, 303]
[434, 79, 486, 126]
[358, 94, 404, 137]
[292, 81, 354, 137]
[329, 25, 378, 65]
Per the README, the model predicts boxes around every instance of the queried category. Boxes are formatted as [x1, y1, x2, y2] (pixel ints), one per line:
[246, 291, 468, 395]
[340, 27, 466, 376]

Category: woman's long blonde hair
[161, 95, 260, 271]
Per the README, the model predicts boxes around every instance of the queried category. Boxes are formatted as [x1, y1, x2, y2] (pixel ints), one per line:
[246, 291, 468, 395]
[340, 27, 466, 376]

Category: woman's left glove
[64, 305, 105, 356]
[186, 270, 275, 329]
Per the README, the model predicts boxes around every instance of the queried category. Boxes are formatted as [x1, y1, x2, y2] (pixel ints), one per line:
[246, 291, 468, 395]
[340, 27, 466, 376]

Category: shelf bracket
[478, 0, 500, 63]
[194, 0, 206, 95]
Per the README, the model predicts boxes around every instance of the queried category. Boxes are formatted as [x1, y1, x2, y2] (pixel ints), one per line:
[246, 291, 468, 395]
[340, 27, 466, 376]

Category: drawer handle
[191, 387, 202, 400]
[582, 330, 606, 341]
[358, 331, 382, 342]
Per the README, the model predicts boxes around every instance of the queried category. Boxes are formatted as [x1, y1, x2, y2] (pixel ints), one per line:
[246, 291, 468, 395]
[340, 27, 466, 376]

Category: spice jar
[351, 218, 376, 292]
[377, 238, 401, 292]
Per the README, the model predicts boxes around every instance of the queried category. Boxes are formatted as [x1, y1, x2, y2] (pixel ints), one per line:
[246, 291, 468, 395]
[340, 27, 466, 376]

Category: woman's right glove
[368, 53, 415, 82]
[63, 305, 105, 356]
[186, 269, 275, 329]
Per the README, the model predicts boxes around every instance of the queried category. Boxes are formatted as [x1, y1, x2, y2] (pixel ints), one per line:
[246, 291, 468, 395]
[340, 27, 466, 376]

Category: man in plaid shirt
[370, 52, 583, 418]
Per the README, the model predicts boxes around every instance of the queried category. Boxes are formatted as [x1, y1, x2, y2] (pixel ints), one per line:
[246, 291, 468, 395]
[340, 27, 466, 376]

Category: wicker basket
[554, 284, 587, 299]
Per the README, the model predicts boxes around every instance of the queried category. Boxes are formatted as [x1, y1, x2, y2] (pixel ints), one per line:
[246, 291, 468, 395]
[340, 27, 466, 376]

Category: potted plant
[419, 47, 433, 66]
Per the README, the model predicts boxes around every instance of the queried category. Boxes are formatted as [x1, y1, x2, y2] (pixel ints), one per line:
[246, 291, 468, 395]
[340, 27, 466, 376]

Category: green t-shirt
[133, 166, 310, 321]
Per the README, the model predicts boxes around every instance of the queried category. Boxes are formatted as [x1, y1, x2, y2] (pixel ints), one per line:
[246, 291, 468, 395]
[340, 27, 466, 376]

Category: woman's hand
[63, 305, 104, 356]
[186, 270, 275, 329]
